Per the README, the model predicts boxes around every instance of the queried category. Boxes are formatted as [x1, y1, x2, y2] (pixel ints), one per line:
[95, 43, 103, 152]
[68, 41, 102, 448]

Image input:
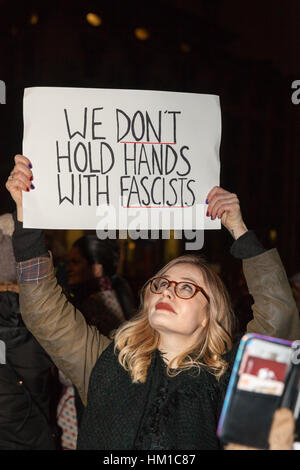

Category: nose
[161, 282, 175, 298]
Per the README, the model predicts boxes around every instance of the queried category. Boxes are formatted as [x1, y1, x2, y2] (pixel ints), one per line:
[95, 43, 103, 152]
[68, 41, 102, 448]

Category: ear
[200, 306, 209, 328]
[92, 263, 103, 277]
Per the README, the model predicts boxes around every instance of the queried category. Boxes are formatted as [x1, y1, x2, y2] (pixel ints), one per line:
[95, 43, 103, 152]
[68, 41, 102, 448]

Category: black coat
[0, 289, 56, 450]
[77, 342, 238, 450]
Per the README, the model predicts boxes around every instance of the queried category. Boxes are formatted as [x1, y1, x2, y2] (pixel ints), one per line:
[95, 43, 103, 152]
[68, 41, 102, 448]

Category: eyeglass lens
[152, 278, 196, 298]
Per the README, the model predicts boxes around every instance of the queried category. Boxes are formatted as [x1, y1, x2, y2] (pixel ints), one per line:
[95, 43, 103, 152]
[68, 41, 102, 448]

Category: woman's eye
[181, 284, 193, 291]
[159, 281, 168, 288]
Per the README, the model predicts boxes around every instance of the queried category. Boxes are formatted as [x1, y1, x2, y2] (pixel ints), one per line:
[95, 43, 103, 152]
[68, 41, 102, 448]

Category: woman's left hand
[206, 186, 248, 240]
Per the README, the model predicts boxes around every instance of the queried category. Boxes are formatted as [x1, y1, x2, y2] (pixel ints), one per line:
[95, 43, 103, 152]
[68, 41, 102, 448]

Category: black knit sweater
[77, 341, 239, 450]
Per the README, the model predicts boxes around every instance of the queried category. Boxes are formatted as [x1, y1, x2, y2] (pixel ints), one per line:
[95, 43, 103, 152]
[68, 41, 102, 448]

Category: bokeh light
[86, 13, 102, 27]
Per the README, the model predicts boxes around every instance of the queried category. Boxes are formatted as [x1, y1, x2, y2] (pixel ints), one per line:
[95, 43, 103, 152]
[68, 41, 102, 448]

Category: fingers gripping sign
[5, 154, 34, 222]
[205, 186, 248, 240]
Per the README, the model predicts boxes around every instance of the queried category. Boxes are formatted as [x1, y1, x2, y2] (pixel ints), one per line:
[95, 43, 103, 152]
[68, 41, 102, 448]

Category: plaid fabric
[16, 253, 52, 283]
[97, 275, 112, 291]
[57, 385, 78, 450]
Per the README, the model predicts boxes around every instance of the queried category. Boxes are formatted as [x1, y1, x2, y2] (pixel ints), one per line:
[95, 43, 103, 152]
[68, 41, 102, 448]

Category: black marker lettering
[100, 142, 115, 174]
[92, 108, 106, 140]
[57, 173, 74, 205]
[140, 176, 151, 206]
[151, 177, 162, 205]
[138, 144, 151, 175]
[152, 145, 163, 175]
[96, 175, 110, 205]
[146, 111, 161, 142]
[120, 176, 130, 206]
[166, 178, 178, 206]
[186, 179, 196, 206]
[78, 174, 82, 206]
[116, 109, 131, 142]
[127, 176, 141, 207]
[167, 111, 181, 143]
[123, 143, 137, 175]
[131, 111, 145, 142]
[178, 177, 187, 206]
[56, 141, 72, 172]
[165, 145, 178, 175]
[83, 174, 96, 206]
[88, 142, 100, 173]
[177, 145, 191, 176]
[64, 108, 87, 139]
[74, 142, 88, 172]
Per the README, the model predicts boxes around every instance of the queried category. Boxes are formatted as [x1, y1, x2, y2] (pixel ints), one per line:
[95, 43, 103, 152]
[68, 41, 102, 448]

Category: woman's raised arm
[206, 186, 299, 340]
[6, 155, 112, 404]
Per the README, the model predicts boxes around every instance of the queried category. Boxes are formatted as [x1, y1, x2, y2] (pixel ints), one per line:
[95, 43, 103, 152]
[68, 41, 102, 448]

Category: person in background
[225, 265, 254, 334]
[0, 213, 57, 450]
[66, 235, 136, 332]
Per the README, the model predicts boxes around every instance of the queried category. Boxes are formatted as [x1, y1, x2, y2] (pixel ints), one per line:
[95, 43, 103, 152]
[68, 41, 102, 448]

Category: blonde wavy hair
[114, 254, 237, 383]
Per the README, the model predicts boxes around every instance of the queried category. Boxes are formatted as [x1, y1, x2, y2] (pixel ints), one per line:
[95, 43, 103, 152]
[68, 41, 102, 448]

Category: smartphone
[217, 333, 300, 449]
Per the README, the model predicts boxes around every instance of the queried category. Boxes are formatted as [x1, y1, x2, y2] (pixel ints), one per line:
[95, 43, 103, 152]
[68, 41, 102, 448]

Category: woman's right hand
[5, 154, 33, 221]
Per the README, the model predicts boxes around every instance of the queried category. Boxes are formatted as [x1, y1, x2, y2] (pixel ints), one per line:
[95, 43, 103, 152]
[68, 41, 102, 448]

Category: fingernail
[28, 163, 32, 169]
[211, 215, 214, 220]
[206, 199, 209, 204]
[206, 210, 210, 217]
[30, 176, 33, 181]
[30, 184, 35, 190]
[26, 187, 30, 192]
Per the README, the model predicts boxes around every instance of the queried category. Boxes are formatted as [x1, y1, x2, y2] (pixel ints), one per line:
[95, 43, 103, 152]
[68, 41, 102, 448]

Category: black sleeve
[230, 230, 266, 260]
[12, 211, 49, 262]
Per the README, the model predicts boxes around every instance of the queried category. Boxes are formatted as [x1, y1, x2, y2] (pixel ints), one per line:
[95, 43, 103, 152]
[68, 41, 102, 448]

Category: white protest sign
[22, 87, 221, 230]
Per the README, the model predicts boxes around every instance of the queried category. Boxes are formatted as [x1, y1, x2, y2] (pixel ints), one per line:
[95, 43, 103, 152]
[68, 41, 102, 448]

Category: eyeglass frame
[149, 276, 210, 302]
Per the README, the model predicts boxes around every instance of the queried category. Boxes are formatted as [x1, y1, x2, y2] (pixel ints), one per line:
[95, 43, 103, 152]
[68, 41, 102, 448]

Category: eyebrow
[163, 274, 198, 284]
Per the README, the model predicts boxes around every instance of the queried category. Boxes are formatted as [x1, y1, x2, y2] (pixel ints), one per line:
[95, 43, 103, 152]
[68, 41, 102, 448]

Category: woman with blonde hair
[6, 154, 300, 450]
[114, 253, 236, 385]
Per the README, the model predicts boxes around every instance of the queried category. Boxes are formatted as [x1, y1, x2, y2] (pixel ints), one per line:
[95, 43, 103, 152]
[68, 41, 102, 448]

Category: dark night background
[0, 0, 299, 295]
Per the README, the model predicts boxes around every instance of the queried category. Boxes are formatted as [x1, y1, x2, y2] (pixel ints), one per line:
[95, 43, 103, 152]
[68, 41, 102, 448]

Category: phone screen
[217, 334, 295, 449]
[237, 338, 293, 396]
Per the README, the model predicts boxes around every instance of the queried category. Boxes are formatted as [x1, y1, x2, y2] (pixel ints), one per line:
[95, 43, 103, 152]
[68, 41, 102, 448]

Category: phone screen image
[217, 334, 295, 449]
[237, 338, 292, 396]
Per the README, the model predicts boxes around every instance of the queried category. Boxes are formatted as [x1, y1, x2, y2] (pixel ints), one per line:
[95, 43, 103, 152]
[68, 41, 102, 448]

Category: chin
[149, 310, 176, 332]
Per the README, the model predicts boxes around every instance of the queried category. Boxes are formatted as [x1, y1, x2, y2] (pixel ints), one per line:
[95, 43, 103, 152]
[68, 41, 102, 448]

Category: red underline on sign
[120, 141, 176, 145]
[123, 206, 187, 209]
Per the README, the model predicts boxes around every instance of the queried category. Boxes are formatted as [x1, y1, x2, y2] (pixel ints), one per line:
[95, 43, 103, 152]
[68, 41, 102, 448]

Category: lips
[155, 302, 176, 313]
